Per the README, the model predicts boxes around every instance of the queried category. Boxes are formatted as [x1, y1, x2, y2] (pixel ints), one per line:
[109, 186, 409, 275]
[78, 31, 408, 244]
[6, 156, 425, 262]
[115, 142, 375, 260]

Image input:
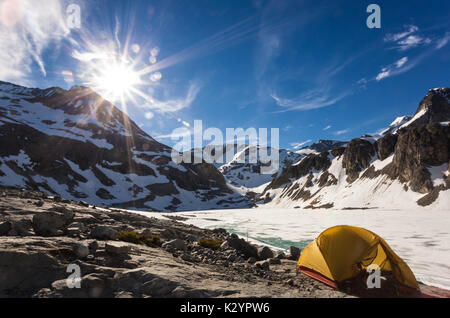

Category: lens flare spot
[131, 44, 140, 54]
[151, 47, 160, 57]
[150, 72, 162, 82]
[0, 0, 23, 27]
[61, 70, 75, 83]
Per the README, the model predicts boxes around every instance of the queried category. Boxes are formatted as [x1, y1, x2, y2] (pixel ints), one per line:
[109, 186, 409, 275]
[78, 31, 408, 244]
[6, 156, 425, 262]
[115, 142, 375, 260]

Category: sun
[92, 61, 142, 103]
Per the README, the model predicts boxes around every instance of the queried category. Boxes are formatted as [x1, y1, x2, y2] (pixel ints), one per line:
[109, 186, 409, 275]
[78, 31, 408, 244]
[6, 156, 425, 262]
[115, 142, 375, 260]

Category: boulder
[90, 226, 118, 240]
[254, 260, 270, 271]
[105, 242, 131, 255]
[32, 212, 67, 236]
[269, 257, 281, 265]
[257, 246, 274, 260]
[162, 239, 186, 252]
[66, 222, 87, 236]
[275, 251, 286, 260]
[49, 206, 75, 223]
[88, 240, 99, 253]
[11, 218, 34, 236]
[0, 249, 65, 296]
[41, 273, 111, 298]
[0, 221, 12, 236]
[73, 242, 90, 259]
[226, 236, 258, 259]
[114, 267, 180, 297]
[289, 246, 301, 260]
[185, 234, 198, 242]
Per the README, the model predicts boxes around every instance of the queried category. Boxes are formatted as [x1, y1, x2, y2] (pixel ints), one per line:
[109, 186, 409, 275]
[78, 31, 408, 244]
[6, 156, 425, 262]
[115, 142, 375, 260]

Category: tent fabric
[297, 225, 419, 290]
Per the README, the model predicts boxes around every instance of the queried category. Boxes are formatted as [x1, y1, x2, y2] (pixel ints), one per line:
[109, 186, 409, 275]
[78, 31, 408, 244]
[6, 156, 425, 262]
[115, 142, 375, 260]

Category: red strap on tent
[298, 266, 338, 289]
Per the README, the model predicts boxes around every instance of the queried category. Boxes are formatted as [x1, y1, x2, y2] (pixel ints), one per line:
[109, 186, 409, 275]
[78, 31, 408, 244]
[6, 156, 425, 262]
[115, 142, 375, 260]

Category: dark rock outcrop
[301, 140, 347, 153]
[407, 88, 450, 127]
[267, 152, 332, 189]
[342, 139, 376, 183]
[386, 123, 450, 193]
[375, 134, 398, 161]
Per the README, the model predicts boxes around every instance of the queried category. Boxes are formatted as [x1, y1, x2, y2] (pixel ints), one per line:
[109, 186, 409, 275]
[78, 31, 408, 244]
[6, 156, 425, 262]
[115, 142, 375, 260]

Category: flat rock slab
[105, 242, 132, 255]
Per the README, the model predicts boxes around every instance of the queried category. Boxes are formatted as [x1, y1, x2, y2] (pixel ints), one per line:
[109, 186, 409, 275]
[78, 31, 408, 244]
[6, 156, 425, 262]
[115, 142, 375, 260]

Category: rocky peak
[301, 140, 347, 153]
[396, 88, 450, 131]
[415, 88, 450, 123]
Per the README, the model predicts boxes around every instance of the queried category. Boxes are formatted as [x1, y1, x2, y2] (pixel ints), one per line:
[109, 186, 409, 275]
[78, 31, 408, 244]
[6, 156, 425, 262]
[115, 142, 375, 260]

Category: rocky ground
[0, 186, 351, 298]
[1, 186, 448, 298]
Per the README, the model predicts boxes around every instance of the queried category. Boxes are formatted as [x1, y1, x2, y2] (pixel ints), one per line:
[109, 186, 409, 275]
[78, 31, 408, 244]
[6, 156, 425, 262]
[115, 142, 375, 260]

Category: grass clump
[118, 230, 161, 248]
[198, 239, 223, 250]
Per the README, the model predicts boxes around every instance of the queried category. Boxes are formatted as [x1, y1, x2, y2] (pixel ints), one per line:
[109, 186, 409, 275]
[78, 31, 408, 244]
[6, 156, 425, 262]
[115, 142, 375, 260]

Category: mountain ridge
[0, 81, 449, 211]
[0, 81, 249, 211]
[257, 88, 450, 210]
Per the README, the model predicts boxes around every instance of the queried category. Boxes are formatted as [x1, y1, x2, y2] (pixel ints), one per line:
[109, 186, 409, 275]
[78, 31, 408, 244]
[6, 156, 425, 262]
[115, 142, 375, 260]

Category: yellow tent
[297, 225, 419, 292]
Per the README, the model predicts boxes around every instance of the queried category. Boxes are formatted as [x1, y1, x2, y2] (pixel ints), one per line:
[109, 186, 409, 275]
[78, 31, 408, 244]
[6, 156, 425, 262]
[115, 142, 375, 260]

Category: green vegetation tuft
[118, 230, 161, 248]
[198, 239, 223, 250]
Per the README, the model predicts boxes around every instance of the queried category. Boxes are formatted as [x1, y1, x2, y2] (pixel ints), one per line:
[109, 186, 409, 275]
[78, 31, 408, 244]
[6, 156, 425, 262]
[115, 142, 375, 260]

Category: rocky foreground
[0, 186, 352, 298]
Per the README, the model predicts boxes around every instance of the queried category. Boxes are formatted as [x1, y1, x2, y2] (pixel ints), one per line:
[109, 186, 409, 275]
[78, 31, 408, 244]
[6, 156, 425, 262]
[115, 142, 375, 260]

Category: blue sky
[1, 0, 449, 150]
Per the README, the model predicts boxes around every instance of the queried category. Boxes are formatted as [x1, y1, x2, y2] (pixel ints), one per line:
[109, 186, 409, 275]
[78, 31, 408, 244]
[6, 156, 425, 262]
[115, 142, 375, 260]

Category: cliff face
[259, 88, 450, 209]
[0, 81, 248, 211]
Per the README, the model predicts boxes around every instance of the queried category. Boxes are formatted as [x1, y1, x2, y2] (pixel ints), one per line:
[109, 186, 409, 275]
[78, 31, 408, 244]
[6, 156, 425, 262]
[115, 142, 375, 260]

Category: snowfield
[136, 208, 450, 290]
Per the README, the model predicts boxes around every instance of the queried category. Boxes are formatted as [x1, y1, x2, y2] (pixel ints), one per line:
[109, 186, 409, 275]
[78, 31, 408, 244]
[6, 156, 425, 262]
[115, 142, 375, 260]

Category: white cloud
[397, 35, 431, 50]
[384, 25, 431, 51]
[290, 140, 312, 149]
[376, 57, 408, 81]
[144, 112, 154, 120]
[436, 33, 450, 49]
[271, 88, 352, 112]
[376, 70, 391, 81]
[144, 83, 201, 113]
[323, 125, 332, 131]
[0, 0, 70, 85]
[335, 129, 350, 136]
[384, 25, 419, 42]
[394, 57, 408, 68]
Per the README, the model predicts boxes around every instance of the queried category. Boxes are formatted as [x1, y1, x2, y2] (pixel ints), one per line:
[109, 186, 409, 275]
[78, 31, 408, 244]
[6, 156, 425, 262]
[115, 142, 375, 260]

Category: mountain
[219, 146, 303, 191]
[257, 88, 450, 210]
[298, 140, 348, 154]
[217, 141, 346, 193]
[0, 81, 249, 211]
[1, 82, 448, 212]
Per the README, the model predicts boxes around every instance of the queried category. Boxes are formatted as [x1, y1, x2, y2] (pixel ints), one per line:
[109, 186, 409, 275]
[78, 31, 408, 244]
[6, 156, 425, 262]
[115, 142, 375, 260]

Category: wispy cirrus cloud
[271, 87, 352, 112]
[384, 25, 431, 51]
[373, 28, 449, 83]
[323, 125, 332, 131]
[384, 25, 419, 42]
[436, 32, 450, 49]
[334, 129, 350, 136]
[0, 0, 70, 85]
[376, 56, 409, 81]
[144, 83, 201, 113]
[290, 140, 312, 149]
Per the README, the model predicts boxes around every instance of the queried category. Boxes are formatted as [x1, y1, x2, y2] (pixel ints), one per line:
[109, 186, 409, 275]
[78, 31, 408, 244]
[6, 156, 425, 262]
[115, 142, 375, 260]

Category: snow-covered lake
[135, 208, 450, 290]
